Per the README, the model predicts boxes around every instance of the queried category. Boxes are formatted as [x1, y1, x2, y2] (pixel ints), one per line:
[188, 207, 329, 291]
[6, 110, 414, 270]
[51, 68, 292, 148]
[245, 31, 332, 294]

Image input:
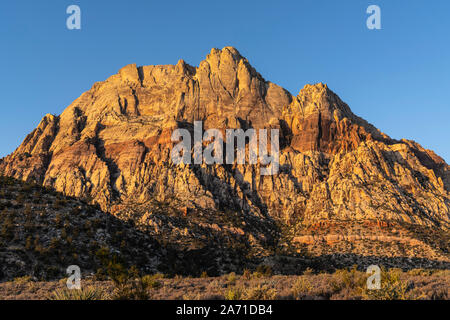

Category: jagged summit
[0, 47, 448, 235]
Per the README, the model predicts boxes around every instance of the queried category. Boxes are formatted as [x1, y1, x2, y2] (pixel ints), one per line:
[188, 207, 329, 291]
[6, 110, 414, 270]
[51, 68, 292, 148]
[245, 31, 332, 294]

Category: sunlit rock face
[1, 46, 448, 236]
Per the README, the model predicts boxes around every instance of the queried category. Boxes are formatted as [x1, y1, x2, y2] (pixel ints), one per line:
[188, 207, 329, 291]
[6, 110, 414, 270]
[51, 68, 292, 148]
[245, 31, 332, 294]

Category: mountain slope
[0, 175, 164, 280]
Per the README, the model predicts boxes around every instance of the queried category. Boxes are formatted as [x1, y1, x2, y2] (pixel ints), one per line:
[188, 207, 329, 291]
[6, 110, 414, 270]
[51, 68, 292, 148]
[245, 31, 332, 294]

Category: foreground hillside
[0, 175, 166, 280]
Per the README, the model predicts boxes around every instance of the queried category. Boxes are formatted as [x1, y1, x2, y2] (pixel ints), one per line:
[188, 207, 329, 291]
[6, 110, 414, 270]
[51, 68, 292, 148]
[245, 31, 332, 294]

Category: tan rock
[0, 46, 448, 237]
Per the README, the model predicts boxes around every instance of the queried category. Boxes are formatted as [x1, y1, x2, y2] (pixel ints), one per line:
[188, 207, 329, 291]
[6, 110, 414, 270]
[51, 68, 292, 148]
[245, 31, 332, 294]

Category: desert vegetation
[0, 266, 447, 300]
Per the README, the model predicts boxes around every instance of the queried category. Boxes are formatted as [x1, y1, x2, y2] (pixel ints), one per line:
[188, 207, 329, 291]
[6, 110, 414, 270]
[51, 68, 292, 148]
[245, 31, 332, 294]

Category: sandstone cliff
[1, 47, 449, 270]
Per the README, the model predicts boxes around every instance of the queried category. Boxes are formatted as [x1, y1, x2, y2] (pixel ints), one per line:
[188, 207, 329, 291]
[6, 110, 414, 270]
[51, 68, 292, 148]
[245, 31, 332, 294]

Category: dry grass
[0, 268, 448, 300]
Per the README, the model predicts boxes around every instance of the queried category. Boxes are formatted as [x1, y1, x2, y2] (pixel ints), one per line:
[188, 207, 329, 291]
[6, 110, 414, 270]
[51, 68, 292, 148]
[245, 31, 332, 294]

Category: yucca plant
[50, 286, 107, 300]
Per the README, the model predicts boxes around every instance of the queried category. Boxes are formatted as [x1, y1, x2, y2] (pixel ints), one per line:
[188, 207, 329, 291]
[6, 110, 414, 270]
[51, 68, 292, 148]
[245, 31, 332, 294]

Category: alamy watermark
[366, 265, 381, 290]
[366, 5, 381, 30]
[65, 5, 380, 31]
[170, 121, 280, 175]
[66, 5, 81, 30]
[66, 265, 81, 289]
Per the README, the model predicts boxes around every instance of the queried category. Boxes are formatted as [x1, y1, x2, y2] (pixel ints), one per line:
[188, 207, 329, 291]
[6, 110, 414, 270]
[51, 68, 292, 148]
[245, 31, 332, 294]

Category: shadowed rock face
[1, 47, 449, 235]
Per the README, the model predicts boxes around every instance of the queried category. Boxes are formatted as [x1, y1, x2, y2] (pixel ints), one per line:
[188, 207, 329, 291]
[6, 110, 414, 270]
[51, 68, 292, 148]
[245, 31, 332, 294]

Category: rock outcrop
[1, 47, 449, 269]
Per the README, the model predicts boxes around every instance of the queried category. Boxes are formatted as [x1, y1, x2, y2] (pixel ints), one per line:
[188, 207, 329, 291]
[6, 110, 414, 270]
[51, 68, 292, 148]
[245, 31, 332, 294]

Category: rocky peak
[0, 47, 448, 235]
[204, 46, 244, 67]
[297, 83, 349, 115]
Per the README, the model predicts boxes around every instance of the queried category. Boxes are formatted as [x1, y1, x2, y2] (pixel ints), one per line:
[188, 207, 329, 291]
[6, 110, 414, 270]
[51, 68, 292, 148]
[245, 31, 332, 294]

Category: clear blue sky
[0, 0, 449, 162]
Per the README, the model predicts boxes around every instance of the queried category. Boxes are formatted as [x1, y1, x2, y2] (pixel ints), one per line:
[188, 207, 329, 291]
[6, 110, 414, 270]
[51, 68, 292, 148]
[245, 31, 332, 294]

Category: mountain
[1, 47, 449, 276]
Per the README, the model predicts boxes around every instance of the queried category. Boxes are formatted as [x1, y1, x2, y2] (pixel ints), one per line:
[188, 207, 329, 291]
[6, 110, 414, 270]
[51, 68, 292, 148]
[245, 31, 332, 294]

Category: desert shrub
[16, 193, 25, 204]
[24, 219, 35, 232]
[331, 266, 366, 293]
[251, 271, 264, 279]
[244, 284, 277, 300]
[363, 269, 410, 300]
[183, 292, 203, 300]
[224, 283, 277, 301]
[50, 287, 107, 300]
[14, 275, 32, 284]
[141, 275, 162, 289]
[225, 287, 244, 300]
[429, 288, 448, 300]
[227, 272, 237, 284]
[303, 267, 315, 276]
[53, 213, 63, 227]
[256, 265, 273, 277]
[1, 215, 15, 240]
[407, 269, 433, 277]
[49, 237, 61, 250]
[32, 191, 41, 204]
[433, 269, 450, 277]
[25, 236, 33, 250]
[96, 249, 152, 301]
[110, 267, 152, 300]
[24, 204, 32, 216]
[292, 277, 313, 299]
[242, 269, 251, 280]
[61, 228, 67, 240]
[173, 274, 184, 281]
